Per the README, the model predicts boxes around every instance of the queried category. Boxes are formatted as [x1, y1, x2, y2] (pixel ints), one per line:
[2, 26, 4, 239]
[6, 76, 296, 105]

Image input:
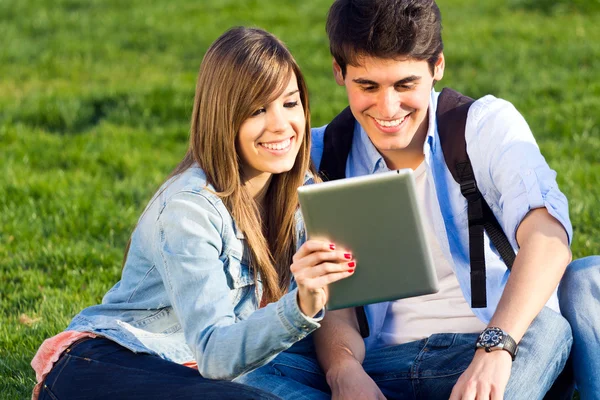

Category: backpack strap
[436, 88, 516, 308]
[320, 108, 370, 339]
[320, 107, 355, 181]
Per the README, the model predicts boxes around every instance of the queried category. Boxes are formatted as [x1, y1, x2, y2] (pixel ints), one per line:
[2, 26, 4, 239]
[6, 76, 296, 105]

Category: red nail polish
[344, 253, 352, 259]
[329, 244, 336, 250]
[348, 269, 355, 273]
[347, 261, 356, 268]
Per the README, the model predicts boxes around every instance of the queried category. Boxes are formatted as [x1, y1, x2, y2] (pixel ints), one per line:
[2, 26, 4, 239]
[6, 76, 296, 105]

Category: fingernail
[344, 253, 352, 259]
[348, 269, 355, 273]
[347, 261, 356, 268]
[329, 244, 336, 250]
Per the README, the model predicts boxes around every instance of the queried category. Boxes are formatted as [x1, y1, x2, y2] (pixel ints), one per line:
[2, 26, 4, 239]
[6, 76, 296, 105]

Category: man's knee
[505, 309, 572, 397]
[559, 256, 600, 312]
[519, 308, 572, 367]
[531, 307, 572, 344]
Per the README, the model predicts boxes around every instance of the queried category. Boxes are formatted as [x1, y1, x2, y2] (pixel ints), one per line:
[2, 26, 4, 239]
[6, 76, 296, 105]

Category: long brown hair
[142, 27, 313, 304]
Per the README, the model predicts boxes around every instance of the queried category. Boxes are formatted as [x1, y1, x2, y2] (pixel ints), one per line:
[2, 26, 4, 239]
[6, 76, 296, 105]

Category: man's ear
[332, 60, 345, 86]
[433, 53, 445, 82]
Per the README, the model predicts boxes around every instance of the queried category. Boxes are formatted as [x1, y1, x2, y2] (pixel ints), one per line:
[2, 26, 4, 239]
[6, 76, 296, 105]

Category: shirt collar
[426, 89, 440, 157]
[353, 119, 388, 174]
[353, 89, 439, 173]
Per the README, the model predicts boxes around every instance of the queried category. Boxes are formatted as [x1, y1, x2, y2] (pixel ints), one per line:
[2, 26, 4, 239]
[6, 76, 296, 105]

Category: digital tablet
[297, 169, 439, 310]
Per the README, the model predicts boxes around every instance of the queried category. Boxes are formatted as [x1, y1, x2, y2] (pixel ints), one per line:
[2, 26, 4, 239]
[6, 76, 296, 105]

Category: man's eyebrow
[352, 78, 378, 85]
[395, 75, 421, 85]
[352, 75, 422, 85]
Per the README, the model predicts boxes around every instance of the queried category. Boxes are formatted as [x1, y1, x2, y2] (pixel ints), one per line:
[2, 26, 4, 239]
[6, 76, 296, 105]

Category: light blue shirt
[311, 90, 572, 350]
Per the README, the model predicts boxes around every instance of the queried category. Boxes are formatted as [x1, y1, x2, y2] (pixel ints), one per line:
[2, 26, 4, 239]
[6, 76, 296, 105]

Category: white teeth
[261, 138, 291, 150]
[374, 115, 407, 127]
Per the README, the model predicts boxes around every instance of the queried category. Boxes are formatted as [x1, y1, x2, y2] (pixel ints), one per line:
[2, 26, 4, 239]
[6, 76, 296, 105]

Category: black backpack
[319, 88, 516, 338]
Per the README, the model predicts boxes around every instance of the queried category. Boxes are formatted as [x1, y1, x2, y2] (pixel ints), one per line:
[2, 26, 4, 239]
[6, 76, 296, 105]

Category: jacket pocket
[127, 308, 183, 336]
[226, 245, 254, 289]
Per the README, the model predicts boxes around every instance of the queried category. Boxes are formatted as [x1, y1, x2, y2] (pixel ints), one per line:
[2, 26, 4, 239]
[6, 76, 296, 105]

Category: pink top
[31, 331, 97, 400]
[31, 331, 198, 400]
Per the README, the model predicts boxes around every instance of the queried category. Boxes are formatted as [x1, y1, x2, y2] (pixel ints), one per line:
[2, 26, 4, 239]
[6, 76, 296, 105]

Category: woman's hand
[291, 240, 356, 317]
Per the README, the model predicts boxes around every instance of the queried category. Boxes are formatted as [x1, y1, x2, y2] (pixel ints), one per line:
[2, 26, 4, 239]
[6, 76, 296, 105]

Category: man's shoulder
[310, 124, 328, 170]
[435, 89, 519, 121]
[437, 92, 531, 154]
[467, 94, 524, 129]
[311, 124, 327, 144]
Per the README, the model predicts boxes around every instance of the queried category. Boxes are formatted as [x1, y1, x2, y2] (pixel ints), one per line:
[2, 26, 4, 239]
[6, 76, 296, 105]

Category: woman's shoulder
[160, 166, 222, 205]
[137, 165, 229, 231]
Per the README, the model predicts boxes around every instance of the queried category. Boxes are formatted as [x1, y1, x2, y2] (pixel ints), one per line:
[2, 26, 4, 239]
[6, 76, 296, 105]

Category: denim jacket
[67, 166, 321, 379]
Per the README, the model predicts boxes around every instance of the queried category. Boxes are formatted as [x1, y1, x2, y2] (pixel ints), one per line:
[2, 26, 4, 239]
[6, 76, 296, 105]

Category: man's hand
[449, 349, 512, 400]
[327, 358, 386, 400]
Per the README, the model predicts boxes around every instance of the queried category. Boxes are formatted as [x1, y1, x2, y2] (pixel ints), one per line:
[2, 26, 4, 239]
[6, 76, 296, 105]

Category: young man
[238, 1, 600, 398]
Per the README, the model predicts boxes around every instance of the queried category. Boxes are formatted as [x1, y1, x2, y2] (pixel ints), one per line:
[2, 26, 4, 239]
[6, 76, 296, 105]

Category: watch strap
[502, 332, 518, 361]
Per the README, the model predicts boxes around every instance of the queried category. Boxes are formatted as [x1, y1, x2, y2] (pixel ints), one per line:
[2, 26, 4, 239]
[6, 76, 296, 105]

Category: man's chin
[370, 138, 412, 153]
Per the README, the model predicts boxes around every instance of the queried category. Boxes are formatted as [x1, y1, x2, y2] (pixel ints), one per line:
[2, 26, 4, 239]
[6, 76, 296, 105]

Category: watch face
[479, 327, 504, 348]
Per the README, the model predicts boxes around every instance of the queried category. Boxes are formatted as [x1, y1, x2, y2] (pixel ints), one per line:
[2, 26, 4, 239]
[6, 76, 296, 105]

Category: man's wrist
[475, 327, 519, 361]
[324, 356, 363, 387]
[475, 346, 513, 359]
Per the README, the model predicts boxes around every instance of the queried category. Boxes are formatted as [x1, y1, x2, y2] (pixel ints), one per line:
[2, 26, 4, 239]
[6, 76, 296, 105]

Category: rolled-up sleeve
[466, 96, 573, 249]
[154, 191, 321, 379]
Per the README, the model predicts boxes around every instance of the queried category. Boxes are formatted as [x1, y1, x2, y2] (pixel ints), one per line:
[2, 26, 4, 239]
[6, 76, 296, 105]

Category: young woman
[32, 27, 356, 400]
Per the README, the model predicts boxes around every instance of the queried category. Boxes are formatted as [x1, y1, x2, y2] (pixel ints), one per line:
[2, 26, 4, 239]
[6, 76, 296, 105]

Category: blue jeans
[559, 256, 600, 400]
[39, 337, 280, 400]
[237, 307, 572, 400]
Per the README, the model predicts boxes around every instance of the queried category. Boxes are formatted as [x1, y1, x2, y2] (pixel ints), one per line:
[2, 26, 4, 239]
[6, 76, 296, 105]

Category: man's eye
[251, 108, 266, 116]
[396, 84, 415, 91]
[361, 86, 377, 92]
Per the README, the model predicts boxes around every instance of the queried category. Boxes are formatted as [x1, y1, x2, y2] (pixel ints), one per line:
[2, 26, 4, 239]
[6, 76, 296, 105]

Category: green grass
[1, 0, 598, 398]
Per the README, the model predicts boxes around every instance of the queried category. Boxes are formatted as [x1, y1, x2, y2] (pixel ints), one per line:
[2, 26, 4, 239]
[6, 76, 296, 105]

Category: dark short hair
[326, 0, 444, 76]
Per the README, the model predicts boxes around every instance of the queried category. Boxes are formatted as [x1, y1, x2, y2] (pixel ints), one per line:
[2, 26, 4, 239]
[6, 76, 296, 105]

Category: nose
[266, 106, 289, 133]
[378, 89, 400, 119]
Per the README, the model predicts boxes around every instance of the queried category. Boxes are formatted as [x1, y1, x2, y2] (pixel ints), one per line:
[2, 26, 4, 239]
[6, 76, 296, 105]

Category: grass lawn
[1, 0, 599, 398]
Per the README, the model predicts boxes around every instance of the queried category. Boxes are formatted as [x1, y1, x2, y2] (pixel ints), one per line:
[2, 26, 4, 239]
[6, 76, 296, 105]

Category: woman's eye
[284, 101, 299, 108]
[251, 108, 266, 116]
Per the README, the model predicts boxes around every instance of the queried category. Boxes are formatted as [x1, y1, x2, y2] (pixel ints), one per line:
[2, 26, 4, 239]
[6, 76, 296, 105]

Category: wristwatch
[475, 327, 518, 361]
